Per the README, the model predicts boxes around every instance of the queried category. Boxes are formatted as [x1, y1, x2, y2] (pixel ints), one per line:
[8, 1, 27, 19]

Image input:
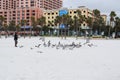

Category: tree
[8, 20, 16, 31]
[0, 15, 5, 28]
[109, 11, 116, 37]
[114, 17, 120, 38]
[3, 24, 8, 38]
[42, 26, 49, 35]
[93, 9, 100, 18]
[85, 17, 93, 37]
[38, 16, 46, 27]
[104, 25, 110, 36]
[110, 11, 116, 27]
[54, 16, 62, 37]
[31, 16, 37, 37]
[65, 15, 73, 36]
[62, 14, 72, 38]
[16, 24, 20, 32]
[37, 16, 46, 35]
[92, 9, 105, 35]
[58, 14, 73, 39]
[75, 10, 85, 38]
[47, 21, 54, 35]
[73, 10, 86, 39]
[20, 20, 27, 38]
[86, 17, 93, 28]
[73, 15, 78, 37]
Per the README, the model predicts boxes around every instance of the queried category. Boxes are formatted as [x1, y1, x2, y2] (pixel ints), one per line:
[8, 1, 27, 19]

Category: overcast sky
[63, 0, 120, 17]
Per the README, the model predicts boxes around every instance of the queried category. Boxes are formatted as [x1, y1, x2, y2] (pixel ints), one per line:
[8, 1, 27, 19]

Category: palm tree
[20, 20, 27, 38]
[62, 14, 72, 39]
[0, 15, 5, 27]
[16, 24, 20, 32]
[37, 16, 46, 36]
[110, 11, 116, 27]
[3, 24, 8, 38]
[8, 20, 16, 31]
[86, 17, 93, 28]
[74, 10, 85, 39]
[93, 9, 100, 18]
[54, 16, 62, 37]
[73, 15, 78, 37]
[65, 15, 73, 36]
[31, 16, 37, 37]
[54, 14, 73, 38]
[86, 17, 93, 36]
[74, 15, 82, 37]
[109, 11, 116, 37]
[92, 9, 101, 35]
[48, 21, 54, 35]
[114, 17, 120, 38]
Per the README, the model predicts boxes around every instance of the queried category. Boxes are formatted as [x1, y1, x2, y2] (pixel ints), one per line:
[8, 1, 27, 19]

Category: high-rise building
[0, 0, 63, 26]
[40, 0, 62, 10]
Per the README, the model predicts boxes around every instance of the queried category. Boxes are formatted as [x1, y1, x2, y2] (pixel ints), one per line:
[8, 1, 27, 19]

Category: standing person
[14, 32, 18, 47]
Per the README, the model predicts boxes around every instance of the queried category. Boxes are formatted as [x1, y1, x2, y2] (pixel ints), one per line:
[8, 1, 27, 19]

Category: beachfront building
[69, 6, 93, 29]
[0, 0, 63, 26]
[43, 6, 94, 28]
[40, 0, 63, 10]
[43, 6, 107, 27]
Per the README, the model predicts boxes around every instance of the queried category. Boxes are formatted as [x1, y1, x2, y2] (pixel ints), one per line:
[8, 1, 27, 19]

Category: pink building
[0, 0, 62, 26]
[40, 0, 62, 10]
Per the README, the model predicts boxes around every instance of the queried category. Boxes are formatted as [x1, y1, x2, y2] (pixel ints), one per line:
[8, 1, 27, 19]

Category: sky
[63, 0, 120, 17]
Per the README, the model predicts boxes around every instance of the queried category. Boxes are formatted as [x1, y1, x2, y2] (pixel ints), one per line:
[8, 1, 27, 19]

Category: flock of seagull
[34, 37, 96, 50]
[18, 37, 97, 53]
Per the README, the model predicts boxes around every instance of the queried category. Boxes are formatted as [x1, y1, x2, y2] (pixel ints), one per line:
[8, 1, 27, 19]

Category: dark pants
[15, 40, 18, 47]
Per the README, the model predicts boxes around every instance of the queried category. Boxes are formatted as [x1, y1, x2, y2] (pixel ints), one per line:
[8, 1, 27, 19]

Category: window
[26, 5, 28, 7]
[22, 17, 24, 19]
[83, 24, 85, 26]
[27, 17, 29, 19]
[74, 11, 76, 13]
[32, 13, 35, 15]
[17, 14, 20, 16]
[27, 10, 29, 12]
[52, 13, 54, 15]
[26, 13, 29, 15]
[17, 17, 20, 20]
[32, 10, 35, 12]
[48, 13, 50, 15]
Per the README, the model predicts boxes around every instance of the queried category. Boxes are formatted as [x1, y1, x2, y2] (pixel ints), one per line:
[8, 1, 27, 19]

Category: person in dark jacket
[14, 32, 18, 47]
